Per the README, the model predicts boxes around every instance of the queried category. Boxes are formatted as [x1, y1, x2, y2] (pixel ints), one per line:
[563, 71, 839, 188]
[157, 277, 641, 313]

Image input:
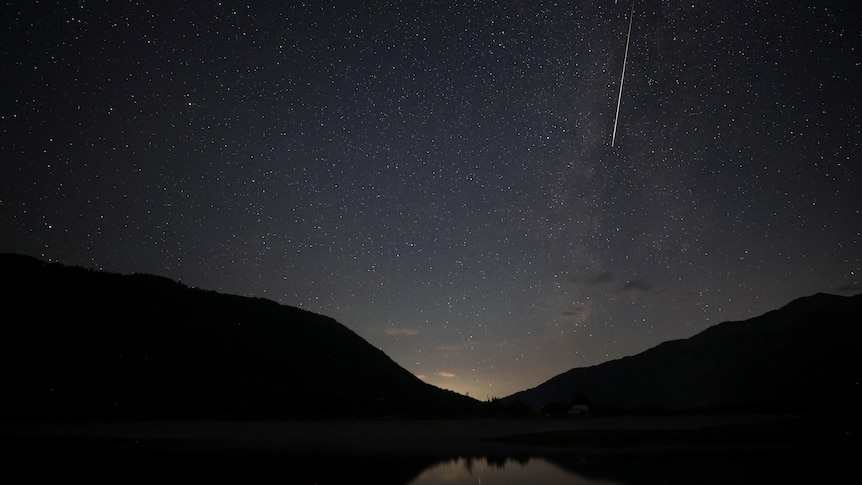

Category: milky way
[2, 1, 860, 397]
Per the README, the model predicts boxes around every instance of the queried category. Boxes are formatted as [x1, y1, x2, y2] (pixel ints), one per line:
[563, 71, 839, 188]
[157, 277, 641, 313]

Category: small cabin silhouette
[568, 404, 589, 415]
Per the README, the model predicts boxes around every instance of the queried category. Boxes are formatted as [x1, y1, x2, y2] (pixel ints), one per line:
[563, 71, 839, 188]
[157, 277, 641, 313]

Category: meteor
[612, 0, 635, 147]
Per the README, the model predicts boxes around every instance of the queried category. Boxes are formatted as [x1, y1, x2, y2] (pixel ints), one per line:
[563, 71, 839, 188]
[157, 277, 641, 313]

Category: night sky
[2, 0, 860, 399]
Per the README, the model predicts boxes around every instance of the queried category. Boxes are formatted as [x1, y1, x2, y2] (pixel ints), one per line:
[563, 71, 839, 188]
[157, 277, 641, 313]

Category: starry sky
[2, 0, 860, 399]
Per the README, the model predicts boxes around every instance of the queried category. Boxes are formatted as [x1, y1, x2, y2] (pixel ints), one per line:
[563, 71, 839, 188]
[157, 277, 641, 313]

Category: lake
[2, 417, 855, 483]
[2, 442, 854, 483]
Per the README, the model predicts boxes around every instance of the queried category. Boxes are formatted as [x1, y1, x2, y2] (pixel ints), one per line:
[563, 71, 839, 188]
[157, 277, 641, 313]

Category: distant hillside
[504, 292, 862, 415]
[0, 254, 479, 419]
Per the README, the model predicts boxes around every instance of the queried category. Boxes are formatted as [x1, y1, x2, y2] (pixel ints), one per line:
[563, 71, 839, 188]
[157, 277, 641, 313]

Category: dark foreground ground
[1, 414, 857, 483]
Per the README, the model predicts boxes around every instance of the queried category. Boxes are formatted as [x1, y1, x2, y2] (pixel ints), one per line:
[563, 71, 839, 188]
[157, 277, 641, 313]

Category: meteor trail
[612, 0, 635, 147]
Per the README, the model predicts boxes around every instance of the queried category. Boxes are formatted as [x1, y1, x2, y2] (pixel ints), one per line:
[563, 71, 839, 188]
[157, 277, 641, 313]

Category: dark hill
[503, 292, 862, 414]
[0, 254, 479, 419]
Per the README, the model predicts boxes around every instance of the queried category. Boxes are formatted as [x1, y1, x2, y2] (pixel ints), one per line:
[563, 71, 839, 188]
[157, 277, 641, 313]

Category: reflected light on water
[408, 457, 622, 485]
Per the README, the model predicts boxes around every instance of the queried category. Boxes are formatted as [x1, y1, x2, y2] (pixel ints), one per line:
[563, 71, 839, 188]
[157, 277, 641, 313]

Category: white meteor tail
[612, 0, 635, 147]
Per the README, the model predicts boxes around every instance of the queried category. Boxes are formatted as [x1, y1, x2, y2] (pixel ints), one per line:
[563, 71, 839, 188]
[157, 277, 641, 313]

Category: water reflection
[409, 456, 621, 485]
[404, 448, 855, 485]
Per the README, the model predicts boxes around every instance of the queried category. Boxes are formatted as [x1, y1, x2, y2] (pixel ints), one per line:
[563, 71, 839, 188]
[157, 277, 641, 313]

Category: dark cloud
[621, 279, 653, 292]
[572, 272, 704, 300]
[588, 272, 615, 286]
[617, 279, 665, 297]
[575, 272, 667, 299]
[834, 284, 862, 296]
[679, 289, 699, 302]
[560, 304, 589, 318]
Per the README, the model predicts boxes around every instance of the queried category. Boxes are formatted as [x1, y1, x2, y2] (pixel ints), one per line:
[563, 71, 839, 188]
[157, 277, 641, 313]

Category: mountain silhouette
[504, 292, 862, 415]
[0, 254, 479, 419]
